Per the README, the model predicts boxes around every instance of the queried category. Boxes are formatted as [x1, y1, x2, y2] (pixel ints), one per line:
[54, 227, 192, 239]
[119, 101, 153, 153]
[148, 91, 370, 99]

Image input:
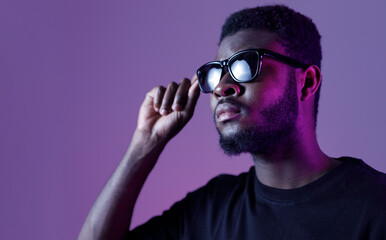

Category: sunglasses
[196, 48, 310, 93]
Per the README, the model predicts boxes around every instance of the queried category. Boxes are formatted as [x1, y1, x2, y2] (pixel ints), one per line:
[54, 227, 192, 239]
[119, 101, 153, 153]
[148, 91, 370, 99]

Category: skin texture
[79, 29, 340, 239]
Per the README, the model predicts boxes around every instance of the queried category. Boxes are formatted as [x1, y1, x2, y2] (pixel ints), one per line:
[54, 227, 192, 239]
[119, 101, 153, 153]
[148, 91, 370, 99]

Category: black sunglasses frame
[196, 48, 310, 93]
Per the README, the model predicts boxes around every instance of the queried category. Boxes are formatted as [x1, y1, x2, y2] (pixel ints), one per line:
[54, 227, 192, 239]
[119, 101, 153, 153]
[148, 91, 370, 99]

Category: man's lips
[216, 103, 241, 122]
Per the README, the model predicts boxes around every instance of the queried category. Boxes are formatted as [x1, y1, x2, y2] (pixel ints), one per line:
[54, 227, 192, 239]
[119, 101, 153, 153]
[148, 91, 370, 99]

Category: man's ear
[300, 65, 321, 101]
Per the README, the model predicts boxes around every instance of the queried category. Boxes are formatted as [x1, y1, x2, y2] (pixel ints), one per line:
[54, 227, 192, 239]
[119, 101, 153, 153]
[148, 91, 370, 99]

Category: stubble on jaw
[216, 70, 298, 156]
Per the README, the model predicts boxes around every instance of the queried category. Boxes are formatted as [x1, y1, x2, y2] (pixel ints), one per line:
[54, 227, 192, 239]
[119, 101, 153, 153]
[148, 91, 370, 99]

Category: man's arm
[78, 77, 200, 240]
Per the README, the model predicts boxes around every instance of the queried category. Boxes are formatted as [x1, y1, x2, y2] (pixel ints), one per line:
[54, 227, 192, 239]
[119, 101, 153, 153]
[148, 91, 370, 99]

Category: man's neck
[252, 138, 340, 190]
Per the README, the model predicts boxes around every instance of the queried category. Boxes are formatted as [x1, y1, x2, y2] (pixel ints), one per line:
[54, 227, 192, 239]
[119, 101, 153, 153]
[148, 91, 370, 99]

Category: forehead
[216, 29, 284, 61]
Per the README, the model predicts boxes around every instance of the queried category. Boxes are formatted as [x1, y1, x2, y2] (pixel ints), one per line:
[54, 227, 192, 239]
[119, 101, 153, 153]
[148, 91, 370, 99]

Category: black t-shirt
[129, 157, 386, 239]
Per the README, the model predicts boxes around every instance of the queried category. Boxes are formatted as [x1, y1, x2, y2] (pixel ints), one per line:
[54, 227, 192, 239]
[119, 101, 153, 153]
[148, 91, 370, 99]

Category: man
[79, 5, 386, 239]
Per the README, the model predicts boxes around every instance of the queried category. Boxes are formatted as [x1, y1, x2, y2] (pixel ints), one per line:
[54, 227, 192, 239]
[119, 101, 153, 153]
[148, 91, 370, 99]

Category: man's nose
[212, 72, 241, 98]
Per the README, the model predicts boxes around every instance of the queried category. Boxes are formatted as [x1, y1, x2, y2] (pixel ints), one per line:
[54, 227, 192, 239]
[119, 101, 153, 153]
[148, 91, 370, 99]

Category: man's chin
[217, 125, 294, 157]
[216, 121, 243, 137]
[219, 135, 244, 156]
[218, 130, 269, 156]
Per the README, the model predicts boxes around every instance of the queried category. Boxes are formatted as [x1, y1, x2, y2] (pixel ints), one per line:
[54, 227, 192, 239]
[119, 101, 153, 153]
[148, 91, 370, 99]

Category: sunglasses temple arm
[263, 52, 310, 69]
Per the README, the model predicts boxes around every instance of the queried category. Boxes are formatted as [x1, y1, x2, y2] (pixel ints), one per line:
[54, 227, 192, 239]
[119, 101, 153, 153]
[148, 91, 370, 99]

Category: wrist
[124, 129, 167, 168]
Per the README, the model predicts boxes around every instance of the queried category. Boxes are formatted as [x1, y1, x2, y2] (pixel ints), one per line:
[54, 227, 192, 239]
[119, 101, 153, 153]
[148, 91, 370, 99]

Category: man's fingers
[143, 75, 199, 117]
[172, 78, 191, 111]
[153, 86, 166, 113]
[185, 74, 201, 113]
[160, 82, 178, 115]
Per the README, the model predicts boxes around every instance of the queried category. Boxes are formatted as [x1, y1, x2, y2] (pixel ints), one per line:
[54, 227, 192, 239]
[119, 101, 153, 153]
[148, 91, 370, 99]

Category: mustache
[216, 98, 248, 111]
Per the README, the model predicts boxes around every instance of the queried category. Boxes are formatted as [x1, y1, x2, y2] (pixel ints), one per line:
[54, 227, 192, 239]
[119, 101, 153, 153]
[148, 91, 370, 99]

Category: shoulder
[343, 157, 386, 235]
[357, 159, 386, 202]
[128, 168, 254, 239]
[205, 169, 251, 190]
[184, 167, 253, 203]
[339, 157, 386, 206]
[340, 157, 386, 189]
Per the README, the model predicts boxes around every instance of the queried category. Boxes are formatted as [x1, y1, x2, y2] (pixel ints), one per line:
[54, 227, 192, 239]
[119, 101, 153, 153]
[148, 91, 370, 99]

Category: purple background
[1, 0, 386, 239]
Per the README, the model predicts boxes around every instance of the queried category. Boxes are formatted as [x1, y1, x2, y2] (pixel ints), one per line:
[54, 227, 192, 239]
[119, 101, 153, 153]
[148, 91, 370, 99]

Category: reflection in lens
[230, 59, 252, 81]
[203, 66, 222, 92]
[230, 52, 258, 82]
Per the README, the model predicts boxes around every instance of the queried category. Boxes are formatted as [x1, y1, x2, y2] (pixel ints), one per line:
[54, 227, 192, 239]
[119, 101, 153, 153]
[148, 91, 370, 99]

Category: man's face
[210, 29, 299, 156]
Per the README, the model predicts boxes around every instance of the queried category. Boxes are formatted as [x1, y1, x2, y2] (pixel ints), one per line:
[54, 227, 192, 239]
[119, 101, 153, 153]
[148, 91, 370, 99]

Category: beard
[216, 71, 298, 156]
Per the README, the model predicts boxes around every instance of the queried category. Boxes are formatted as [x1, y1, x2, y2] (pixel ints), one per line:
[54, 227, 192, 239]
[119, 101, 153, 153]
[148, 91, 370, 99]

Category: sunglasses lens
[230, 51, 259, 82]
[197, 64, 222, 93]
[197, 51, 260, 93]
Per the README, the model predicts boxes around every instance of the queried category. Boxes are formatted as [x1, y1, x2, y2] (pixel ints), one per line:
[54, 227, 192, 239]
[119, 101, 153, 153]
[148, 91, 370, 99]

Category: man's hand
[137, 75, 200, 145]
[78, 75, 200, 240]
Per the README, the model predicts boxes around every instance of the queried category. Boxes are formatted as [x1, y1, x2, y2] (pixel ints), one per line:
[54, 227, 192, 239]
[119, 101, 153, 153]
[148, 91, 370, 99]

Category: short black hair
[220, 5, 322, 125]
